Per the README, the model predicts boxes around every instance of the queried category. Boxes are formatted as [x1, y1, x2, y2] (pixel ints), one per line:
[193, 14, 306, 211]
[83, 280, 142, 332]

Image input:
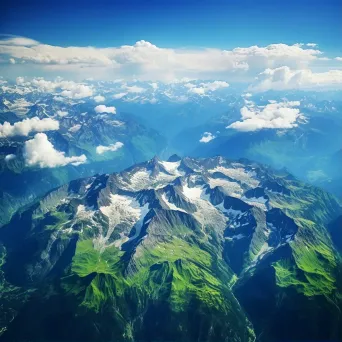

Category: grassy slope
[62, 224, 255, 341]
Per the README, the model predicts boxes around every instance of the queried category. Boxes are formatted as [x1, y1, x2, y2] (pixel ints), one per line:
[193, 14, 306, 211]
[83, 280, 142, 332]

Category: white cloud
[93, 95, 105, 102]
[112, 92, 127, 99]
[0, 36, 39, 46]
[24, 133, 86, 168]
[56, 110, 68, 117]
[188, 80, 229, 95]
[16, 76, 28, 85]
[227, 100, 306, 132]
[123, 85, 146, 93]
[96, 142, 124, 154]
[201, 81, 229, 91]
[335, 57, 342, 61]
[249, 66, 342, 92]
[5, 154, 16, 162]
[150, 82, 158, 90]
[0, 117, 59, 138]
[24, 78, 94, 98]
[306, 43, 317, 47]
[60, 84, 93, 99]
[189, 87, 205, 95]
[9, 58, 15, 64]
[148, 98, 158, 104]
[184, 83, 196, 89]
[68, 124, 81, 133]
[199, 132, 216, 143]
[0, 36, 326, 81]
[94, 105, 116, 114]
[53, 96, 64, 101]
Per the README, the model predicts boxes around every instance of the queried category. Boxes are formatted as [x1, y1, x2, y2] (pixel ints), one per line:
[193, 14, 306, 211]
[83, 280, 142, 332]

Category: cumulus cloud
[0, 36, 326, 81]
[201, 81, 229, 91]
[56, 110, 68, 117]
[60, 84, 93, 99]
[16, 76, 28, 85]
[5, 154, 16, 162]
[249, 66, 342, 92]
[22, 78, 94, 98]
[68, 124, 81, 133]
[199, 132, 216, 143]
[0, 117, 59, 138]
[112, 92, 127, 99]
[94, 105, 116, 114]
[189, 87, 205, 95]
[0, 36, 39, 46]
[227, 100, 306, 132]
[53, 96, 64, 101]
[96, 142, 124, 154]
[187, 80, 229, 95]
[93, 95, 105, 102]
[123, 85, 146, 93]
[24, 133, 86, 168]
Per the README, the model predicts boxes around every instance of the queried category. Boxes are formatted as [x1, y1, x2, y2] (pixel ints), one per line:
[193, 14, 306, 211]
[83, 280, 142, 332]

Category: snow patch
[208, 177, 243, 197]
[98, 194, 149, 250]
[182, 183, 227, 232]
[182, 184, 203, 200]
[209, 166, 259, 188]
[128, 170, 152, 191]
[161, 193, 186, 213]
[159, 160, 181, 175]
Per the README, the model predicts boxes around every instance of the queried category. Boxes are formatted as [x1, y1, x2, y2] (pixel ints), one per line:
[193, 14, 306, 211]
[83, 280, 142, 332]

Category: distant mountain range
[1, 81, 341, 221]
[0, 98, 166, 226]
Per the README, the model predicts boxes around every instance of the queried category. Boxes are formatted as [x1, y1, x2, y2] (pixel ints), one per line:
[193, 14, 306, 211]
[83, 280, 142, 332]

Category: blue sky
[1, 0, 342, 85]
[1, 0, 342, 53]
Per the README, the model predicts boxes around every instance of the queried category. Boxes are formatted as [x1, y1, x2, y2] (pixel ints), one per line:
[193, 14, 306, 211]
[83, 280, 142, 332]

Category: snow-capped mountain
[172, 93, 342, 198]
[0, 96, 167, 226]
[0, 156, 341, 341]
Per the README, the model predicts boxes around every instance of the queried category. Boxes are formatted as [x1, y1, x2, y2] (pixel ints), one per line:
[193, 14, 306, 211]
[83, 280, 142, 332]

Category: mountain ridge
[0, 155, 341, 341]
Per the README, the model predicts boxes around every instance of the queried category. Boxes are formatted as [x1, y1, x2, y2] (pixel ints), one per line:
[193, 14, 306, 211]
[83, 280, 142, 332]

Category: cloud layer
[24, 133, 86, 168]
[0, 117, 59, 138]
[15, 77, 94, 99]
[227, 100, 306, 132]
[0, 36, 328, 81]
